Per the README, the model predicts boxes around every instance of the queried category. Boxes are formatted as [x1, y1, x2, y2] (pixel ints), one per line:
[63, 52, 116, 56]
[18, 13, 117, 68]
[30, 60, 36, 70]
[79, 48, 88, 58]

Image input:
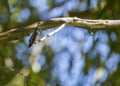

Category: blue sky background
[13, 0, 120, 86]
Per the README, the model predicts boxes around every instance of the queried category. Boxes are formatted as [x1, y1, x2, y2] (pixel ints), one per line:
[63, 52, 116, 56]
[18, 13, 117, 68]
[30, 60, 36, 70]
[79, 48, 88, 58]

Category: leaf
[2, 0, 10, 14]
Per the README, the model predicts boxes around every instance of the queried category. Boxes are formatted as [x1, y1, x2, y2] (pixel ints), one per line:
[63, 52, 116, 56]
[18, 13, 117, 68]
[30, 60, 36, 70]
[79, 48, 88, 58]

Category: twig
[38, 23, 66, 43]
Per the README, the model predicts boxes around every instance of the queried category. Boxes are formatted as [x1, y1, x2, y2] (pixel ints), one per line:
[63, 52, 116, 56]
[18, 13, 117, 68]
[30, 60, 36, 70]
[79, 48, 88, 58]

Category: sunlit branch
[0, 17, 120, 43]
[50, 17, 120, 29]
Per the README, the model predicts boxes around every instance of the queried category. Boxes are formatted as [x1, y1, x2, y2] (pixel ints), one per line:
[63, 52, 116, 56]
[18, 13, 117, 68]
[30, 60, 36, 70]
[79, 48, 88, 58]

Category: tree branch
[51, 17, 120, 29]
[0, 17, 120, 43]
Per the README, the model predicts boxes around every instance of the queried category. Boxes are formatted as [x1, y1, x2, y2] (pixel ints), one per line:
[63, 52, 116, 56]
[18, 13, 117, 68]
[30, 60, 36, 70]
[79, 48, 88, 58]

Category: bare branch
[50, 17, 120, 29]
[39, 23, 66, 42]
[0, 17, 120, 43]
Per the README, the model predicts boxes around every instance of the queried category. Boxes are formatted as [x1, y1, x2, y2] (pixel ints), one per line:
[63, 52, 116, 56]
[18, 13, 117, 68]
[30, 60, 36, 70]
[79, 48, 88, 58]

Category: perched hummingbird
[28, 22, 43, 47]
[28, 28, 38, 47]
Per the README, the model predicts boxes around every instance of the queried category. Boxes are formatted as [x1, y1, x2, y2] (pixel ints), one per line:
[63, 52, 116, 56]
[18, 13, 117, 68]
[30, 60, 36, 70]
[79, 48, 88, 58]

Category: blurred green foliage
[0, 0, 120, 86]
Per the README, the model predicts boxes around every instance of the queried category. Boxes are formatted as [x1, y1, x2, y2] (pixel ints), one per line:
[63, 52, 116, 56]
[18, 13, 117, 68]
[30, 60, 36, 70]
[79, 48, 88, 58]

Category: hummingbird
[28, 28, 38, 47]
[28, 22, 43, 47]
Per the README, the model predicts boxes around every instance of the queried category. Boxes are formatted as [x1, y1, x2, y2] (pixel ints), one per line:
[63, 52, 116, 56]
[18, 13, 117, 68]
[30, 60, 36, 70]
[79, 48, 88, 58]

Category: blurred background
[0, 0, 120, 86]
